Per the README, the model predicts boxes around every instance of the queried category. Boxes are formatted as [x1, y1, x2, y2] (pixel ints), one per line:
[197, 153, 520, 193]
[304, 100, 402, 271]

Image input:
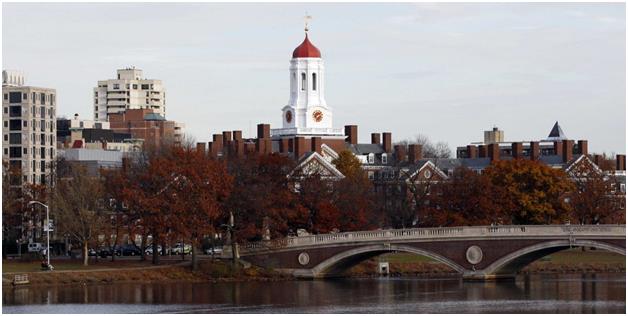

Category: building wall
[109, 109, 175, 148]
[93, 68, 166, 122]
[2, 85, 57, 185]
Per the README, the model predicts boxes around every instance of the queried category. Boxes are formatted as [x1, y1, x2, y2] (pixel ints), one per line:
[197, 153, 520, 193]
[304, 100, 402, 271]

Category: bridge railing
[241, 225, 625, 253]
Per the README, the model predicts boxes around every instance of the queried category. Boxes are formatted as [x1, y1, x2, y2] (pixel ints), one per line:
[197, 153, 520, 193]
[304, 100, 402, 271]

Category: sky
[2, 3, 626, 155]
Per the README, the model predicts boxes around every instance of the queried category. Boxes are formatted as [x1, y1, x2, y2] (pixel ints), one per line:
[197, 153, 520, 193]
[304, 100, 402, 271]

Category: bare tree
[396, 134, 452, 159]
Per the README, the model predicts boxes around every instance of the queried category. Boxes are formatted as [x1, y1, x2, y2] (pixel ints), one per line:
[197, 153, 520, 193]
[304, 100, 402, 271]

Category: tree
[397, 134, 452, 158]
[53, 164, 106, 266]
[425, 167, 505, 227]
[483, 159, 575, 225]
[567, 160, 624, 224]
[332, 150, 363, 178]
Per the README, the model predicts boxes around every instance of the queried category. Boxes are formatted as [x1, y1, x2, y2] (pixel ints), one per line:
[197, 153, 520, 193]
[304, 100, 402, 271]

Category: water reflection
[3, 273, 625, 314]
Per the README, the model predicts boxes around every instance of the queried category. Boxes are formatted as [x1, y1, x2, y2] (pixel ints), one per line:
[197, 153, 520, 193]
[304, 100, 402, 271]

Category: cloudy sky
[3, 3, 625, 154]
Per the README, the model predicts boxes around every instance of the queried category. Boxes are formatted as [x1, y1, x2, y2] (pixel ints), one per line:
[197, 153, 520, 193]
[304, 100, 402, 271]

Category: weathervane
[304, 12, 312, 33]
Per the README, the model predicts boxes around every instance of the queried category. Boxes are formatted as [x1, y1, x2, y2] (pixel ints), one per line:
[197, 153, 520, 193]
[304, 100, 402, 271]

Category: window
[3, 107, 7, 114]
[9, 92, 22, 103]
[40, 148, 46, 159]
[95, 99, 98, 105]
[381, 154, 388, 164]
[3, 135, 7, 142]
[3, 121, 7, 128]
[126, 84, 130, 89]
[40, 93, 45, 105]
[113, 84, 120, 90]
[9, 133, 21, 144]
[3, 94, 7, 100]
[32, 160, 35, 173]
[51, 94, 55, 105]
[133, 84, 138, 89]
[40, 133, 45, 145]
[40, 120, 45, 132]
[40, 160, 45, 173]
[9, 147, 21, 158]
[141, 84, 149, 90]
[312, 73, 317, 90]
[22, 120, 27, 128]
[23, 148, 27, 155]
[23, 93, 27, 100]
[3, 148, 7, 156]
[9, 106, 21, 117]
[40, 107, 45, 119]
[368, 171, 374, 180]
[368, 153, 375, 164]
[301, 73, 306, 91]
[9, 120, 21, 131]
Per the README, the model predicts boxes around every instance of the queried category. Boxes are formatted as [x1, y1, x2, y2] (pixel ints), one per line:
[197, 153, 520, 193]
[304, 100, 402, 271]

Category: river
[2, 273, 625, 313]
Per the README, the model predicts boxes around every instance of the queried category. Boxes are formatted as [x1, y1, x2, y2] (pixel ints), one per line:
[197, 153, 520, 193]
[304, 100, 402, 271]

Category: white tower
[274, 25, 342, 137]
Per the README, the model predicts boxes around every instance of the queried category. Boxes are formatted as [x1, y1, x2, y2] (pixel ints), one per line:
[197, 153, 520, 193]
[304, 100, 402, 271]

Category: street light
[27, 200, 50, 270]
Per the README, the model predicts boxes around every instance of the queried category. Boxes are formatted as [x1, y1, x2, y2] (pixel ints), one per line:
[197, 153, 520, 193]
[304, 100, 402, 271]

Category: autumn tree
[567, 160, 624, 224]
[425, 167, 506, 227]
[53, 164, 107, 266]
[397, 134, 452, 158]
[483, 159, 574, 225]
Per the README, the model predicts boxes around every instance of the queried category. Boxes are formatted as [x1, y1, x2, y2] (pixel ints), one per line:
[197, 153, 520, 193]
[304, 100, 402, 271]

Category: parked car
[145, 245, 163, 255]
[172, 243, 192, 255]
[119, 244, 142, 256]
[88, 248, 98, 257]
[98, 247, 115, 258]
[28, 243, 44, 253]
[204, 247, 223, 255]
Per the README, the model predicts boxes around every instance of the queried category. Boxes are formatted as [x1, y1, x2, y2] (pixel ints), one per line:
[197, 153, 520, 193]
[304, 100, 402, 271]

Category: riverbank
[3, 249, 623, 287]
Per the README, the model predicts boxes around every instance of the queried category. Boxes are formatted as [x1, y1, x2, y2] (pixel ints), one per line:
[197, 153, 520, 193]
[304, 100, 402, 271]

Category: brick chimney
[553, 141, 563, 156]
[196, 142, 206, 154]
[382, 132, 392, 153]
[488, 143, 500, 161]
[233, 130, 242, 141]
[408, 144, 422, 163]
[345, 125, 358, 145]
[394, 145, 407, 163]
[212, 134, 223, 153]
[478, 145, 487, 158]
[467, 145, 478, 159]
[234, 140, 244, 157]
[593, 154, 602, 166]
[222, 131, 232, 145]
[311, 137, 322, 154]
[371, 133, 381, 145]
[530, 141, 540, 161]
[280, 138, 290, 153]
[512, 142, 523, 159]
[562, 140, 574, 163]
[617, 154, 626, 171]
[294, 136, 306, 159]
[578, 140, 588, 156]
[257, 123, 270, 139]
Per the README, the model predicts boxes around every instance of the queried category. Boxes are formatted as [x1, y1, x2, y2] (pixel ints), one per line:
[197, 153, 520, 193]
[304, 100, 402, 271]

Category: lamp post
[221, 211, 238, 268]
[27, 200, 50, 270]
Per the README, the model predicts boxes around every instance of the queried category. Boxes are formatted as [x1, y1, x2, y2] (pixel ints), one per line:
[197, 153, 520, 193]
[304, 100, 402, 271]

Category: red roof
[292, 33, 321, 58]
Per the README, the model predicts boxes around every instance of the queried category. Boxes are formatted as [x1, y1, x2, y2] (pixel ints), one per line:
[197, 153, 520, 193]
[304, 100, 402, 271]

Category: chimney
[382, 132, 392, 153]
[345, 125, 358, 145]
[294, 137, 306, 159]
[478, 145, 487, 158]
[488, 143, 500, 161]
[578, 140, 588, 156]
[467, 145, 478, 159]
[280, 138, 290, 153]
[553, 141, 563, 156]
[371, 133, 381, 145]
[234, 140, 244, 157]
[257, 123, 270, 139]
[593, 154, 602, 166]
[512, 142, 523, 159]
[530, 141, 540, 161]
[196, 142, 206, 154]
[255, 138, 265, 154]
[408, 144, 422, 163]
[617, 154, 626, 171]
[264, 138, 272, 154]
[562, 140, 574, 163]
[311, 137, 322, 154]
[212, 134, 223, 154]
[394, 145, 407, 163]
[233, 130, 242, 141]
[222, 131, 232, 145]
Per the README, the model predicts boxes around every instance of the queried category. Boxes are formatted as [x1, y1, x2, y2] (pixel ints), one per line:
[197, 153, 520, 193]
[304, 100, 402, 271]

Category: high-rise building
[2, 70, 57, 185]
[484, 127, 504, 144]
[93, 67, 166, 122]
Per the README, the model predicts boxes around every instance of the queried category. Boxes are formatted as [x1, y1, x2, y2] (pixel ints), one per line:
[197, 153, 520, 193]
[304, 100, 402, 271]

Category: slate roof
[546, 121, 567, 140]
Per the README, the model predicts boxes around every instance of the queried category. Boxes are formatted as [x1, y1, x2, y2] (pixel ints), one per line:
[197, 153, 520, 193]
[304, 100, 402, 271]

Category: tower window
[301, 73, 306, 91]
[312, 73, 317, 91]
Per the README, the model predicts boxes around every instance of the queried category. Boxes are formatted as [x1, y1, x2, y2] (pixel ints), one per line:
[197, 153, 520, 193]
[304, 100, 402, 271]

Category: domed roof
[292, 33, 321, 58]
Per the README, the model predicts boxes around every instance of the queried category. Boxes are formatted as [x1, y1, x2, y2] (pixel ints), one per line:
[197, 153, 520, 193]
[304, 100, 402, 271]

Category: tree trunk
[191, 242, 199, 271]
[83, 242, 89, 266]
[152, 232, 160, 265]
[140, 232, 147, 261]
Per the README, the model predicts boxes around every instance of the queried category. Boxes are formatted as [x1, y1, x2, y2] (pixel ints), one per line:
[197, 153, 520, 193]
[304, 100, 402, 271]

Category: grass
[2, 258, 163, 273]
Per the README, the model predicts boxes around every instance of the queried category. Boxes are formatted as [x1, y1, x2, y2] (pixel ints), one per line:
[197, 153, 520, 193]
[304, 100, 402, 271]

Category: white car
[204, 247, 223, 255]
[172, 243, 192, 255]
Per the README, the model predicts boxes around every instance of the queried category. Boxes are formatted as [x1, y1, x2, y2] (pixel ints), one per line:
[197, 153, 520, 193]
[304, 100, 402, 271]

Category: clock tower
[273, 26, 343, 137]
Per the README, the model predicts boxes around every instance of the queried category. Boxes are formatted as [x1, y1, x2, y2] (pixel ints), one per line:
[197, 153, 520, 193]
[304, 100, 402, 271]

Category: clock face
[312, 110, 323, 123]
[285, 110, 292, 123]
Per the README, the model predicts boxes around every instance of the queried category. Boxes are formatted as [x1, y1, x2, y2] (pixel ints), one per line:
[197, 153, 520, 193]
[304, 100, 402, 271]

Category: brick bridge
[231, 225, 625, 280]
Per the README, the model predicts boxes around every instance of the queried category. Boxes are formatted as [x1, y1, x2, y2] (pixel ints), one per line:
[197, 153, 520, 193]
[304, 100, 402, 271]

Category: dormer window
[368, 153, 375, 164]
[381, 153, 388, 164]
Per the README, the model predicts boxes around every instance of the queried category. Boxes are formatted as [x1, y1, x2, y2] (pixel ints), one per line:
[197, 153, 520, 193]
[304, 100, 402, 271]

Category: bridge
[230, 225, 625, 280]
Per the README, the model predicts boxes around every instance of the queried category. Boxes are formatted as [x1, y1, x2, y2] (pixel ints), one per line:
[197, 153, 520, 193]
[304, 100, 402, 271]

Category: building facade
[109, 108, 179, 148]
[93, 68, 166, 122]
[2, 70, 57, 185]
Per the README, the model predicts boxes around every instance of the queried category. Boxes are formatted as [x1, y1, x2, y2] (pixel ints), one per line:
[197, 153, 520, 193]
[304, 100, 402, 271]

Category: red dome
[292, 33, 321, 58]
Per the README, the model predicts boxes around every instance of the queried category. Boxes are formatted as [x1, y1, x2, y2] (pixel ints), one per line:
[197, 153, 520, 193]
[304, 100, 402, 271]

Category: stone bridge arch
[303, 244, 466, 278]
[466, 239, 626, 280]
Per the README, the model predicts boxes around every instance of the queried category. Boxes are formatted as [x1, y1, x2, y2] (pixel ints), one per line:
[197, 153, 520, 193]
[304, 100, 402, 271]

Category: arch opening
[311, 244, 465, 278]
